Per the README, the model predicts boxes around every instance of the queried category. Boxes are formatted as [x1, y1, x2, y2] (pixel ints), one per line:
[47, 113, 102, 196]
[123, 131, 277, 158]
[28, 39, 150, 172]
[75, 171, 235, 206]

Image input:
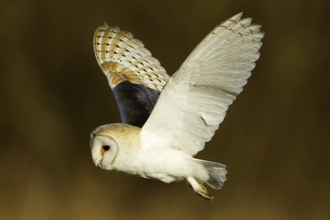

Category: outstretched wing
[93, 24, 170, 127]
[141, 12, 264, 155]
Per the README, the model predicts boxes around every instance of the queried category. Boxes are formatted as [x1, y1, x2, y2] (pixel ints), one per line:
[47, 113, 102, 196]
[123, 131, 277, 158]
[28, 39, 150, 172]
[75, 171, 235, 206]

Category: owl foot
[187, 177, 214, 201]
[195, 184, 214, 201]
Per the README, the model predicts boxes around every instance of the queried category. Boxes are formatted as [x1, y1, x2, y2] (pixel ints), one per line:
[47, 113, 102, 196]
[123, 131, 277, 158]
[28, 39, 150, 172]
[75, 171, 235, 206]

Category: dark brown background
[1, 0, 329, 219]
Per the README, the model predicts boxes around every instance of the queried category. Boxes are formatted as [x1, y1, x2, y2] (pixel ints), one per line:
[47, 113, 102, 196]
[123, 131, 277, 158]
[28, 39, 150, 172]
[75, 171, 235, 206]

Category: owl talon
[187, 177, 214, 201]
[195, 184, 214, 201]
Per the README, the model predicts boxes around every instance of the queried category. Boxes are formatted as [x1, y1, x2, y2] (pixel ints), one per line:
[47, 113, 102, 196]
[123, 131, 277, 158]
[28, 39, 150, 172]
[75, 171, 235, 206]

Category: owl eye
[102, 145, 110, 151]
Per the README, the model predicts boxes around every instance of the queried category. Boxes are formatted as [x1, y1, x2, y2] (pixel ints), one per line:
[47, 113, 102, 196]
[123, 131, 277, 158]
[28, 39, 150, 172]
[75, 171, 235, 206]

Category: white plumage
[90, 12, 264, 200]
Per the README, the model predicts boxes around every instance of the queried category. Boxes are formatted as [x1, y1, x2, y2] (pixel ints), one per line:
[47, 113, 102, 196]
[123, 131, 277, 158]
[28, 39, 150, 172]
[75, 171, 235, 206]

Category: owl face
[90, 134, 119, 170]
[90, 123, 142, 171]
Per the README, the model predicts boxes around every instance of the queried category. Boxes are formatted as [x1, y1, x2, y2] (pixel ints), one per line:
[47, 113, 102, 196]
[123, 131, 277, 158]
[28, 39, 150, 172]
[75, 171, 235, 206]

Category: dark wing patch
[112, 81, 160, 128]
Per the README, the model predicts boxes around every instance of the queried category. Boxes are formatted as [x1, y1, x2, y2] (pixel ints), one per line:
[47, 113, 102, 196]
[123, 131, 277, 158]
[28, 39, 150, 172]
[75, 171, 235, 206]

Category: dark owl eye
[102, 145, 110, 151]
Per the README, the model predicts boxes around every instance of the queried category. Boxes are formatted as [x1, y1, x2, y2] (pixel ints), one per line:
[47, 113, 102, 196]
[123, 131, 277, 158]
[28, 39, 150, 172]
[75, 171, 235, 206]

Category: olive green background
[1, 0, 329, 219]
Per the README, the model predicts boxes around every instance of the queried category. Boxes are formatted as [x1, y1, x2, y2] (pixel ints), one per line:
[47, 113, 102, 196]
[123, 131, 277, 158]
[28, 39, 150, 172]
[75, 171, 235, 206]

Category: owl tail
[187, 160, 227, 201]
[202, 161, 227, 190]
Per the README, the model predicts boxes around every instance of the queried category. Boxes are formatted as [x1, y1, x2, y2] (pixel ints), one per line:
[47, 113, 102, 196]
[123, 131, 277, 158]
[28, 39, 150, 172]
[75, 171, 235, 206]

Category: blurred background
[1, 0, 329, 219]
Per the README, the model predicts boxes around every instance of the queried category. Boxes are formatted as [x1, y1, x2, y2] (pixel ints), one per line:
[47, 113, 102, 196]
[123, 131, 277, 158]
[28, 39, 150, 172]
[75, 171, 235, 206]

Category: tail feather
[202, 161, 227, 189]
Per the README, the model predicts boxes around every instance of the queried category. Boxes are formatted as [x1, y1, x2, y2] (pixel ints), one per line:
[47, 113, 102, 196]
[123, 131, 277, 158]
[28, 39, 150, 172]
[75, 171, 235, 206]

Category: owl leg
[187, 177, 214, 201]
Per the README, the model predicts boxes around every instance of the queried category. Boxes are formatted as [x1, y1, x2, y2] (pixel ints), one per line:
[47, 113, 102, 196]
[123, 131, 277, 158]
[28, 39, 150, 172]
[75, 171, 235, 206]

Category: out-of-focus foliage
[1, 0, 329, 219]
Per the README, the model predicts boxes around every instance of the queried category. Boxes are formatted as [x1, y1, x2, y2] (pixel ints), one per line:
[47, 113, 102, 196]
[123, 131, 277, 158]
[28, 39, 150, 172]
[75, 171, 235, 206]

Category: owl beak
[97, 160, 103, 168]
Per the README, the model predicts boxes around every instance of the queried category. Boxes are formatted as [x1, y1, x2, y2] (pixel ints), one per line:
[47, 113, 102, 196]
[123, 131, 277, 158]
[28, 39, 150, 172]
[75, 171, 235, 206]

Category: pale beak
[97, 160, 103, 168]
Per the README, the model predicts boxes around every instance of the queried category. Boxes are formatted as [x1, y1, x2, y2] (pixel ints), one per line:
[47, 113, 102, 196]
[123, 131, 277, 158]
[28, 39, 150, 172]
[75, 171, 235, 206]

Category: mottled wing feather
[141, 12, 264, 155]
[93, 23, 170, 127]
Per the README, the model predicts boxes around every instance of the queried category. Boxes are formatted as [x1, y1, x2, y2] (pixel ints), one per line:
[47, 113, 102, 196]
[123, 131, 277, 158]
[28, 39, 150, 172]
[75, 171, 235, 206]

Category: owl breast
[114, 147, 206, 183]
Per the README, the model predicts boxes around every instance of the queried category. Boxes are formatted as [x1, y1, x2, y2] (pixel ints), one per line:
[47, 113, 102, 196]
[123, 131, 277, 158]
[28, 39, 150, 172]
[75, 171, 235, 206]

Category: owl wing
[94, 24, 170, 127]
[141, 13, 264, 155]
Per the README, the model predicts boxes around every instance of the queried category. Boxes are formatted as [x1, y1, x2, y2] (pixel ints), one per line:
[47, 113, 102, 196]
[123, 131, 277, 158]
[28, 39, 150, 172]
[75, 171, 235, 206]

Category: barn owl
[90, 12, 264, 200]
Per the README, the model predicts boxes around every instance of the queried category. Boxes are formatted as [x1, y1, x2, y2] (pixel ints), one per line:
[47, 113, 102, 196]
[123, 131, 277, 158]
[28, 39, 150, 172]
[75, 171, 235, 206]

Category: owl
[90, 12, 264, 200]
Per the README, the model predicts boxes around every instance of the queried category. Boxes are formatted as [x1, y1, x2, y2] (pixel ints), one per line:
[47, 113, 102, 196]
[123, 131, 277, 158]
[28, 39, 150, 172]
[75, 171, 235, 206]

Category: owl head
[90, 123, 141, 170]
[90, 124, 121, 170]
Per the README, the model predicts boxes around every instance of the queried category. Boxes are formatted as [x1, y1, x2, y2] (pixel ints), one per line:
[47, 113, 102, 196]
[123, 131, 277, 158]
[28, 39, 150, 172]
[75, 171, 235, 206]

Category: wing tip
[236, 12, 243, 18]
[101, 22, 109, 28]
[230, 12, 243, 22]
